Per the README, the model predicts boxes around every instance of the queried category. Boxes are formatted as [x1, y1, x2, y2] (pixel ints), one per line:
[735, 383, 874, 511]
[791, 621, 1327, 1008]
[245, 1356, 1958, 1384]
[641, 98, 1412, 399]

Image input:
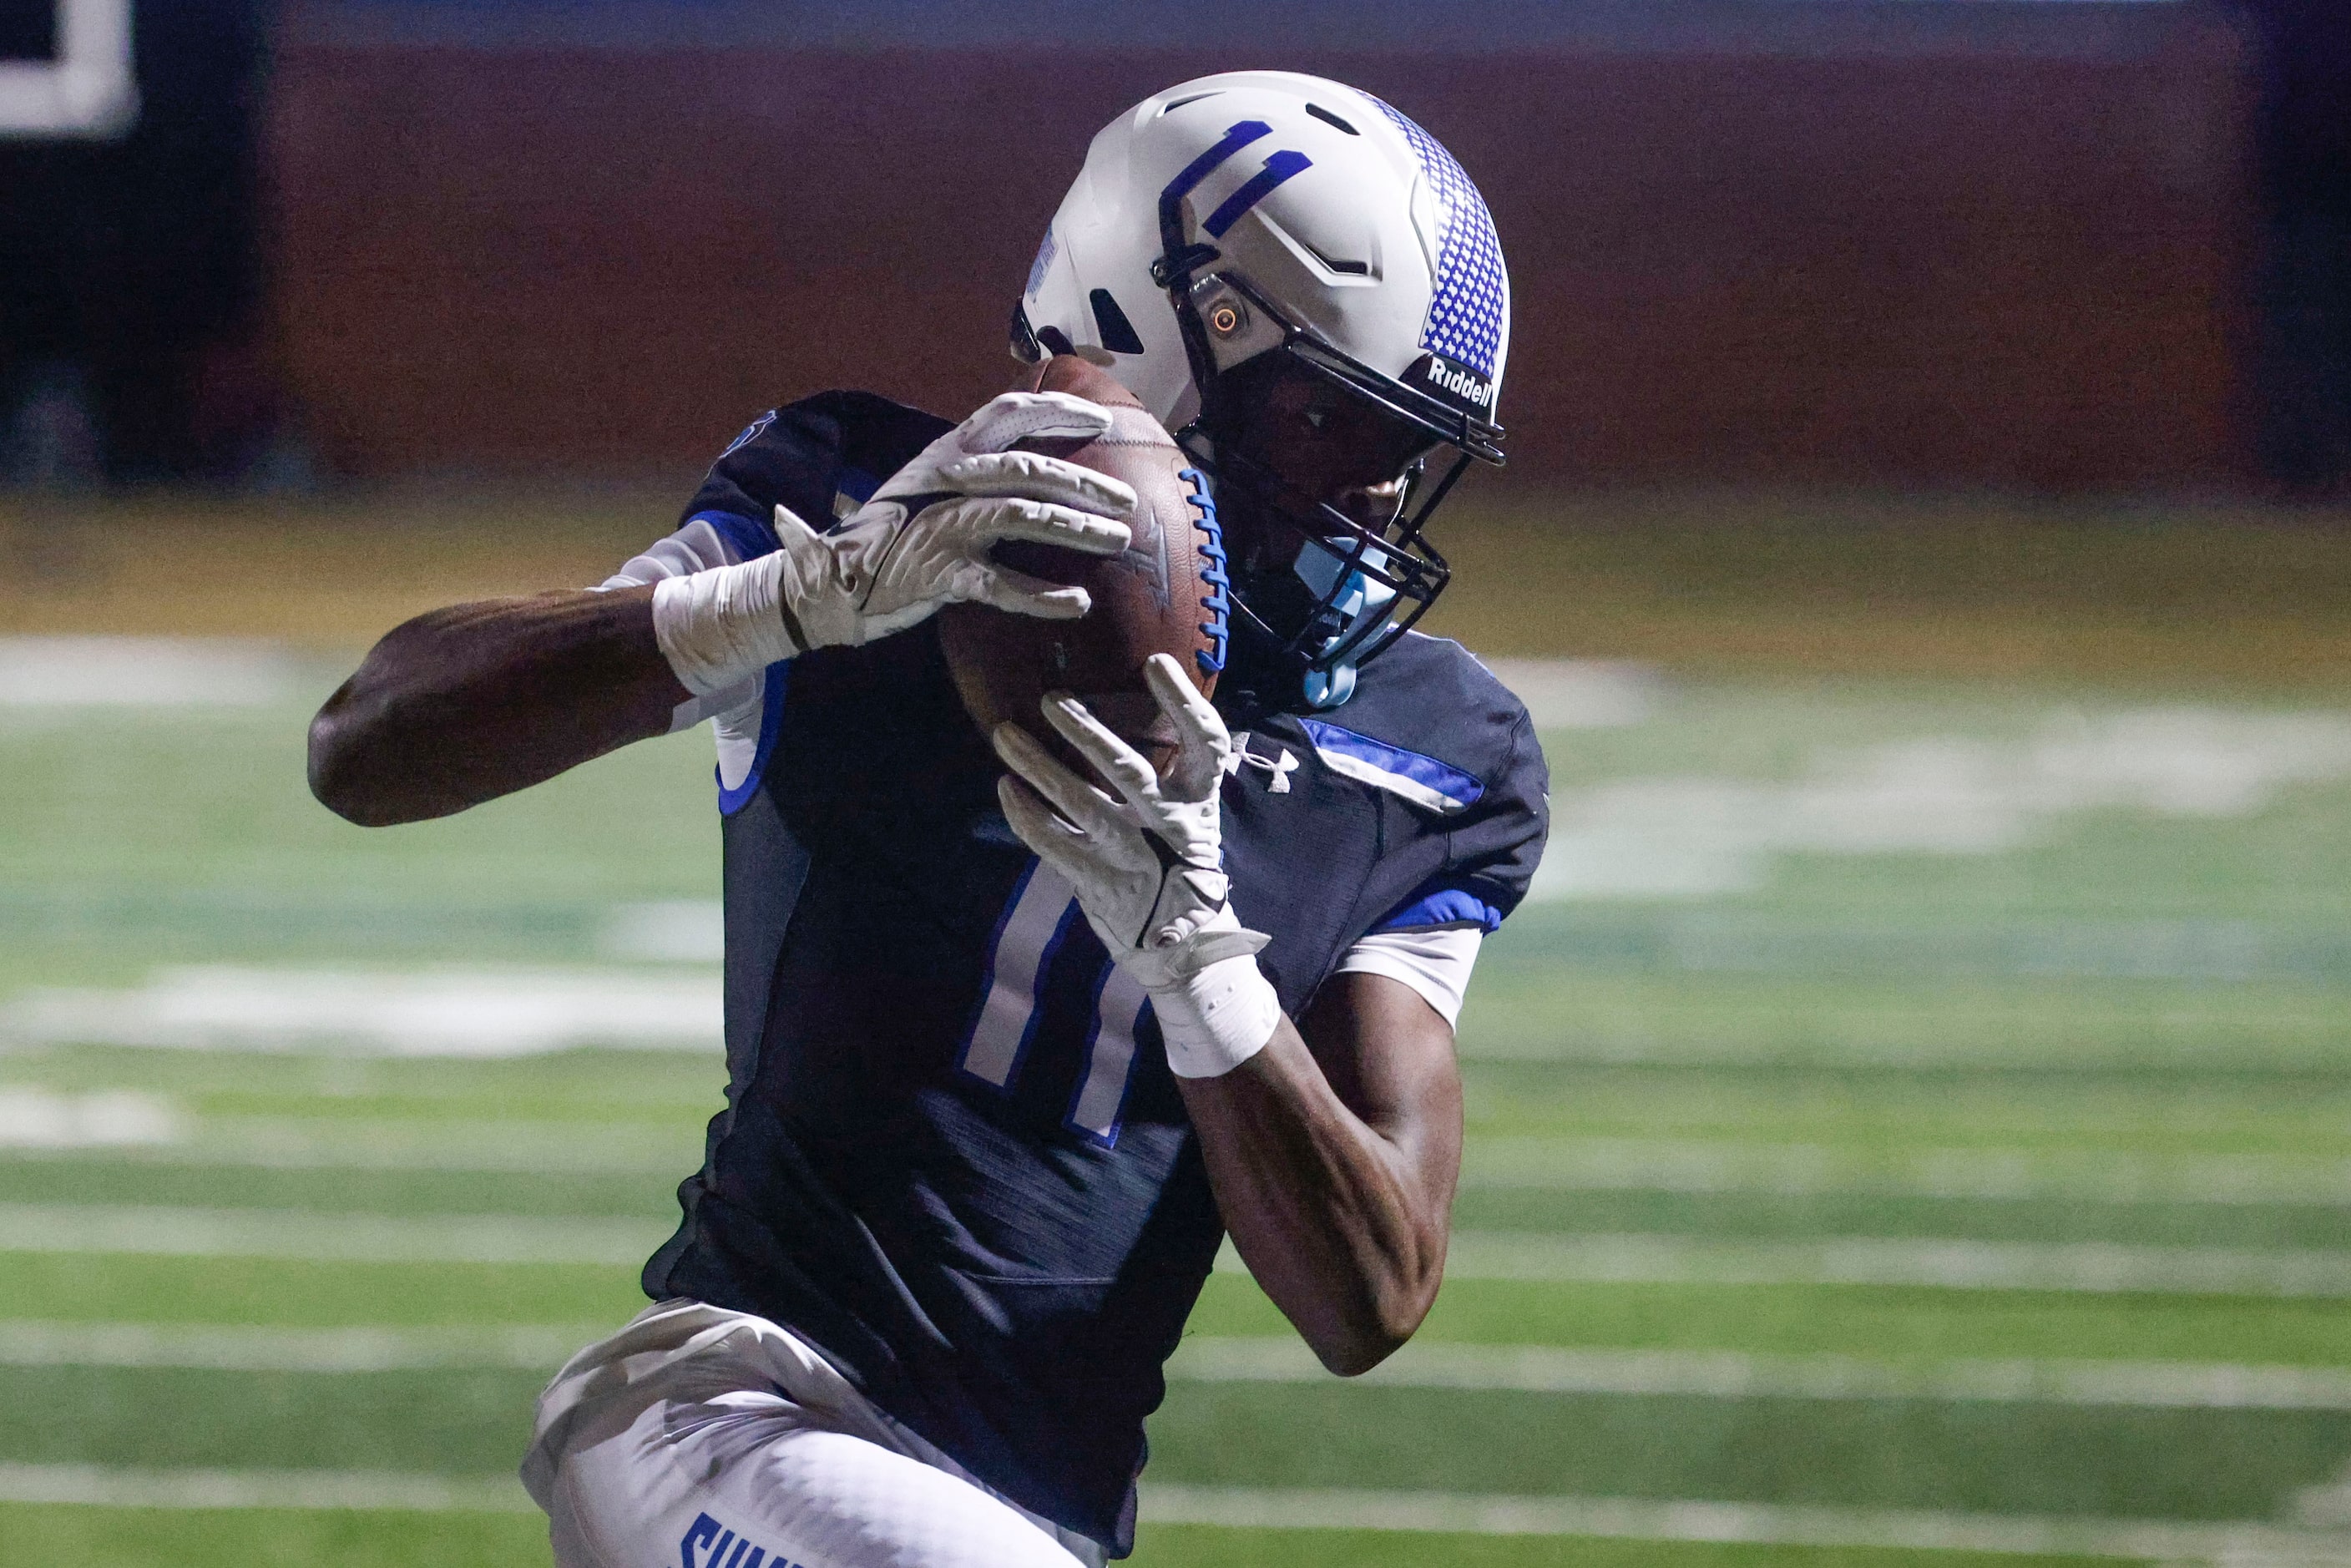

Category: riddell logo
[1410, 355, 1494, 410]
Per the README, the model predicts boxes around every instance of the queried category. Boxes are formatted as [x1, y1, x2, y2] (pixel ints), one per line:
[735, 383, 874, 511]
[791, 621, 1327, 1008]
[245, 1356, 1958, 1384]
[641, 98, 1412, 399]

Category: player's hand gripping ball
[993, 655, 1269, 994]
[939, 355, 1226, 778]
[766, 388, 1138, 651]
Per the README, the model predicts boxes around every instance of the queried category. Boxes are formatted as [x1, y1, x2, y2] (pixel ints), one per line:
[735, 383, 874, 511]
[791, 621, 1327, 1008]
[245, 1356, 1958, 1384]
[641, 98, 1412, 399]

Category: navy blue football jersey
[640, 392, 1548, 1555]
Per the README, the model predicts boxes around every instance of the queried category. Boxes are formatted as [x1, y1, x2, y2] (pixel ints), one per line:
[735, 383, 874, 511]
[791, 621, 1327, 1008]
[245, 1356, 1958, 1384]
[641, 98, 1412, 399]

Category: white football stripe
[1170, 1337, 2351, 1411]
[1138, 1486, 2351, 1561]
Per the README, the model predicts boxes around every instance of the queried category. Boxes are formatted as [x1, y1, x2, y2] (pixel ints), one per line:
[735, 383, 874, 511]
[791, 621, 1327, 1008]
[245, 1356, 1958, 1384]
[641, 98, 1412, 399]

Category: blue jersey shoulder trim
[1297, 716, 1485, 816]
[686, 508, 779, 564]
[1372, 878, 1504, 936]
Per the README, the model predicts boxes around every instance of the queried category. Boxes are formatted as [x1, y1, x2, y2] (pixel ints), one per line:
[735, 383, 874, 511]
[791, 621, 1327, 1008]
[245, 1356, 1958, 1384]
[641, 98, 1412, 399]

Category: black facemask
[1144, 259, 1502, 715]
[1181, 340, 1477, 715]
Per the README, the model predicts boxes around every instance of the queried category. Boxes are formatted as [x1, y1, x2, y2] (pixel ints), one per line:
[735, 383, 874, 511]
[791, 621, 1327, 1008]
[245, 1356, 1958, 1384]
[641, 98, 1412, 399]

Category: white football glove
[773, 390, 1137, 650]
[993, 654, 1282, 1077]
[651, 392, 1135, 695]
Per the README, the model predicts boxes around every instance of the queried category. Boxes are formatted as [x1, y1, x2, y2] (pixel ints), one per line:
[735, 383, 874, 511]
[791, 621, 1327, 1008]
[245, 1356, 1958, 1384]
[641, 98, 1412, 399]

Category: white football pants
[523, 1299, 1100, 1568]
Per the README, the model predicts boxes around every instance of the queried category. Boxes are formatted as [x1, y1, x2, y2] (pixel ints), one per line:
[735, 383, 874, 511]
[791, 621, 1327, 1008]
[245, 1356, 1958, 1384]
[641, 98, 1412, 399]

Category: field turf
[2, 493, 2348, 1566]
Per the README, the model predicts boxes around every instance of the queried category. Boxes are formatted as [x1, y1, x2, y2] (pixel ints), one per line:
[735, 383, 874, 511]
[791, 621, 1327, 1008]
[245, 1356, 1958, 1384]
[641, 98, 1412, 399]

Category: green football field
[3, 498, 2349, 1566]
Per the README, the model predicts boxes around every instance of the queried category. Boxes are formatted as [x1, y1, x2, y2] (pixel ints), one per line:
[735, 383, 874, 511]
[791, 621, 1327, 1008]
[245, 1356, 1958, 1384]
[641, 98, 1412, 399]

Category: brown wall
[265, 20, 2254, 490]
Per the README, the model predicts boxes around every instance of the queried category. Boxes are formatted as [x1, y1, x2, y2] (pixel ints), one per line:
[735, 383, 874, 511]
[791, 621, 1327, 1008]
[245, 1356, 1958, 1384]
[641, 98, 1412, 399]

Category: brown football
[938, 354, 1224, 776]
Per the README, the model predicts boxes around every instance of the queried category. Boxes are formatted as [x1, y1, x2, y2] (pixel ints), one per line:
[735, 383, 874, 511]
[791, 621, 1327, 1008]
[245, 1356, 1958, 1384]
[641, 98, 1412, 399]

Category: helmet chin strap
[1291, 536, 1398, 709]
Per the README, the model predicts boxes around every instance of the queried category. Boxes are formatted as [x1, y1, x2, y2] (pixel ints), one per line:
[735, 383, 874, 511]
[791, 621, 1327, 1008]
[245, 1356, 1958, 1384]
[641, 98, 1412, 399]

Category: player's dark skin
[308, 363, 1463, 1375]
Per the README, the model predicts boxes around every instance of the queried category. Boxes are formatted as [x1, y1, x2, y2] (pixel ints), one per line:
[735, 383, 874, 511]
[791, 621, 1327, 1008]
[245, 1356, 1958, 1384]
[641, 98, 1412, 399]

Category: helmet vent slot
[1037, 325, 1076, 357]
[1304, 104, 1359, 135]
[1159, 92, 1221, 116]
[1089, 289, 1147, 356]
[1297, 238, 1371, 277]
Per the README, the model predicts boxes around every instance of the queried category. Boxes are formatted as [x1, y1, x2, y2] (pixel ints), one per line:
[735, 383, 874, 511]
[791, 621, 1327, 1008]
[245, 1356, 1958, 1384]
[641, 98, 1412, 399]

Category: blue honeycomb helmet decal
[1370, 98, 1507, 382]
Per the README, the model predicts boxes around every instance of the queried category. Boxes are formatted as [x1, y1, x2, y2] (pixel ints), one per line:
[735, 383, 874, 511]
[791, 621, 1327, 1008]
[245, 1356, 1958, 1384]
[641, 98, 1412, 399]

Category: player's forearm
[308, 587, 688, 826]
[1176, 1003, 1459, 1376]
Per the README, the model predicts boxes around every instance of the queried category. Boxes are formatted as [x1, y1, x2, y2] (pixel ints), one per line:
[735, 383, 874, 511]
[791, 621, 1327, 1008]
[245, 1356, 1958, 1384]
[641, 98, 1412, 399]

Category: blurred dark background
[1, 0, 2346, 496]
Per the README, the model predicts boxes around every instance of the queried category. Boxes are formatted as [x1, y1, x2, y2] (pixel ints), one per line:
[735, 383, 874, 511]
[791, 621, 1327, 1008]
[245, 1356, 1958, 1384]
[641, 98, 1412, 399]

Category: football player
[310, 71, 1546, 1568]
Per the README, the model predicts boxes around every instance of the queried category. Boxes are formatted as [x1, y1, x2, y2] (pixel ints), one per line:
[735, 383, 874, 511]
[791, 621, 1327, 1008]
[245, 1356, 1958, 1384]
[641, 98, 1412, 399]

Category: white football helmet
[1014, 71, 1510, 710]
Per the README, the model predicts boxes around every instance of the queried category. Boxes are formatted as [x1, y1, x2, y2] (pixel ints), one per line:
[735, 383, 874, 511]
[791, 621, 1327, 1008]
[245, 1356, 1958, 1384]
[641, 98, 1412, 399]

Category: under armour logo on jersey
[1224, 733, 1299, 793]
[683, 1512, 801, 1568]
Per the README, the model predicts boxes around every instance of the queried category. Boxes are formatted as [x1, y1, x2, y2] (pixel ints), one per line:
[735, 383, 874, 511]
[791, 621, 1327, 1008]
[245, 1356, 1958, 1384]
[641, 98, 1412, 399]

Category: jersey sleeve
[1377, 703, 1549, 937]
[1332, 925, 1483, 1026]
[591, 513, 769, 736]
[1334, 697, 1548, 1024]
[600, 393, 959, 797]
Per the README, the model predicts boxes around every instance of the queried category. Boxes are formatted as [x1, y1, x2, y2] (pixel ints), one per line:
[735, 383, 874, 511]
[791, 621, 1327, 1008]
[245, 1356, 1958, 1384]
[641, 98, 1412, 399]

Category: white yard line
[13, 1320, 2350, 1414]
[0, 1320, 603, 1372]
[0, 1088, 182, 1150]
[0, 638, 296, 707]
[1527, 706, 2351, 903]
[1, 1464, 2344, 1561]
[27, 1115, 695, 1174]
[0, 1463, 533, 1512]
[0, 1203, 666, 1265]
[1138, 1486, 2351, 1561]
[1464, 1137, 2351, 1207]
[0, 966, 721, 1056]
[14, 1119, 2351, 1207]
[1170, 1338, 2351, 1412]
[13, 1207, 2351, 1297]
[14, 1117, 2351, 1208]
[1218, 1232, 2351, 1297]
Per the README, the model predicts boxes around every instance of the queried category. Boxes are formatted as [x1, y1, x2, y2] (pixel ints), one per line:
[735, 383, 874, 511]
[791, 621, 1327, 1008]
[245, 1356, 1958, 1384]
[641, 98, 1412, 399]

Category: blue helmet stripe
[1158, 119, 1272, 238]
[1202, 149, 1312, 239]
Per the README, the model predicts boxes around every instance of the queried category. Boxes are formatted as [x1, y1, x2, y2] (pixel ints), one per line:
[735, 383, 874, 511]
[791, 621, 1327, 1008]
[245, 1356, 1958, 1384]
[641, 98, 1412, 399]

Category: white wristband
[1150, 953, 1282, 1079]
[651, 554, 798, 696]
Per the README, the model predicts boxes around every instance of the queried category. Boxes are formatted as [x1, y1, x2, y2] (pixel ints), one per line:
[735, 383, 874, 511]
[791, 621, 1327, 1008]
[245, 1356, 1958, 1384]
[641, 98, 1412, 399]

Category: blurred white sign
[0, 0, 135, 139]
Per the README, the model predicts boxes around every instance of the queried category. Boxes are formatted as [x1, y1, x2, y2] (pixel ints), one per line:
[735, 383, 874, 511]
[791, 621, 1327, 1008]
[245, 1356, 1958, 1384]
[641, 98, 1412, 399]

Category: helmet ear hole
[1037, 325, 1076, 357]
[1089, 289, 1147, 356]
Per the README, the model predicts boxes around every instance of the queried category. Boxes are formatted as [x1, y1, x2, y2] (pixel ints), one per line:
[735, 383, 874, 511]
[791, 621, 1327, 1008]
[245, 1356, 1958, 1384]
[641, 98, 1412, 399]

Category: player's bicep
[1297, 969, 1464, 1192]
